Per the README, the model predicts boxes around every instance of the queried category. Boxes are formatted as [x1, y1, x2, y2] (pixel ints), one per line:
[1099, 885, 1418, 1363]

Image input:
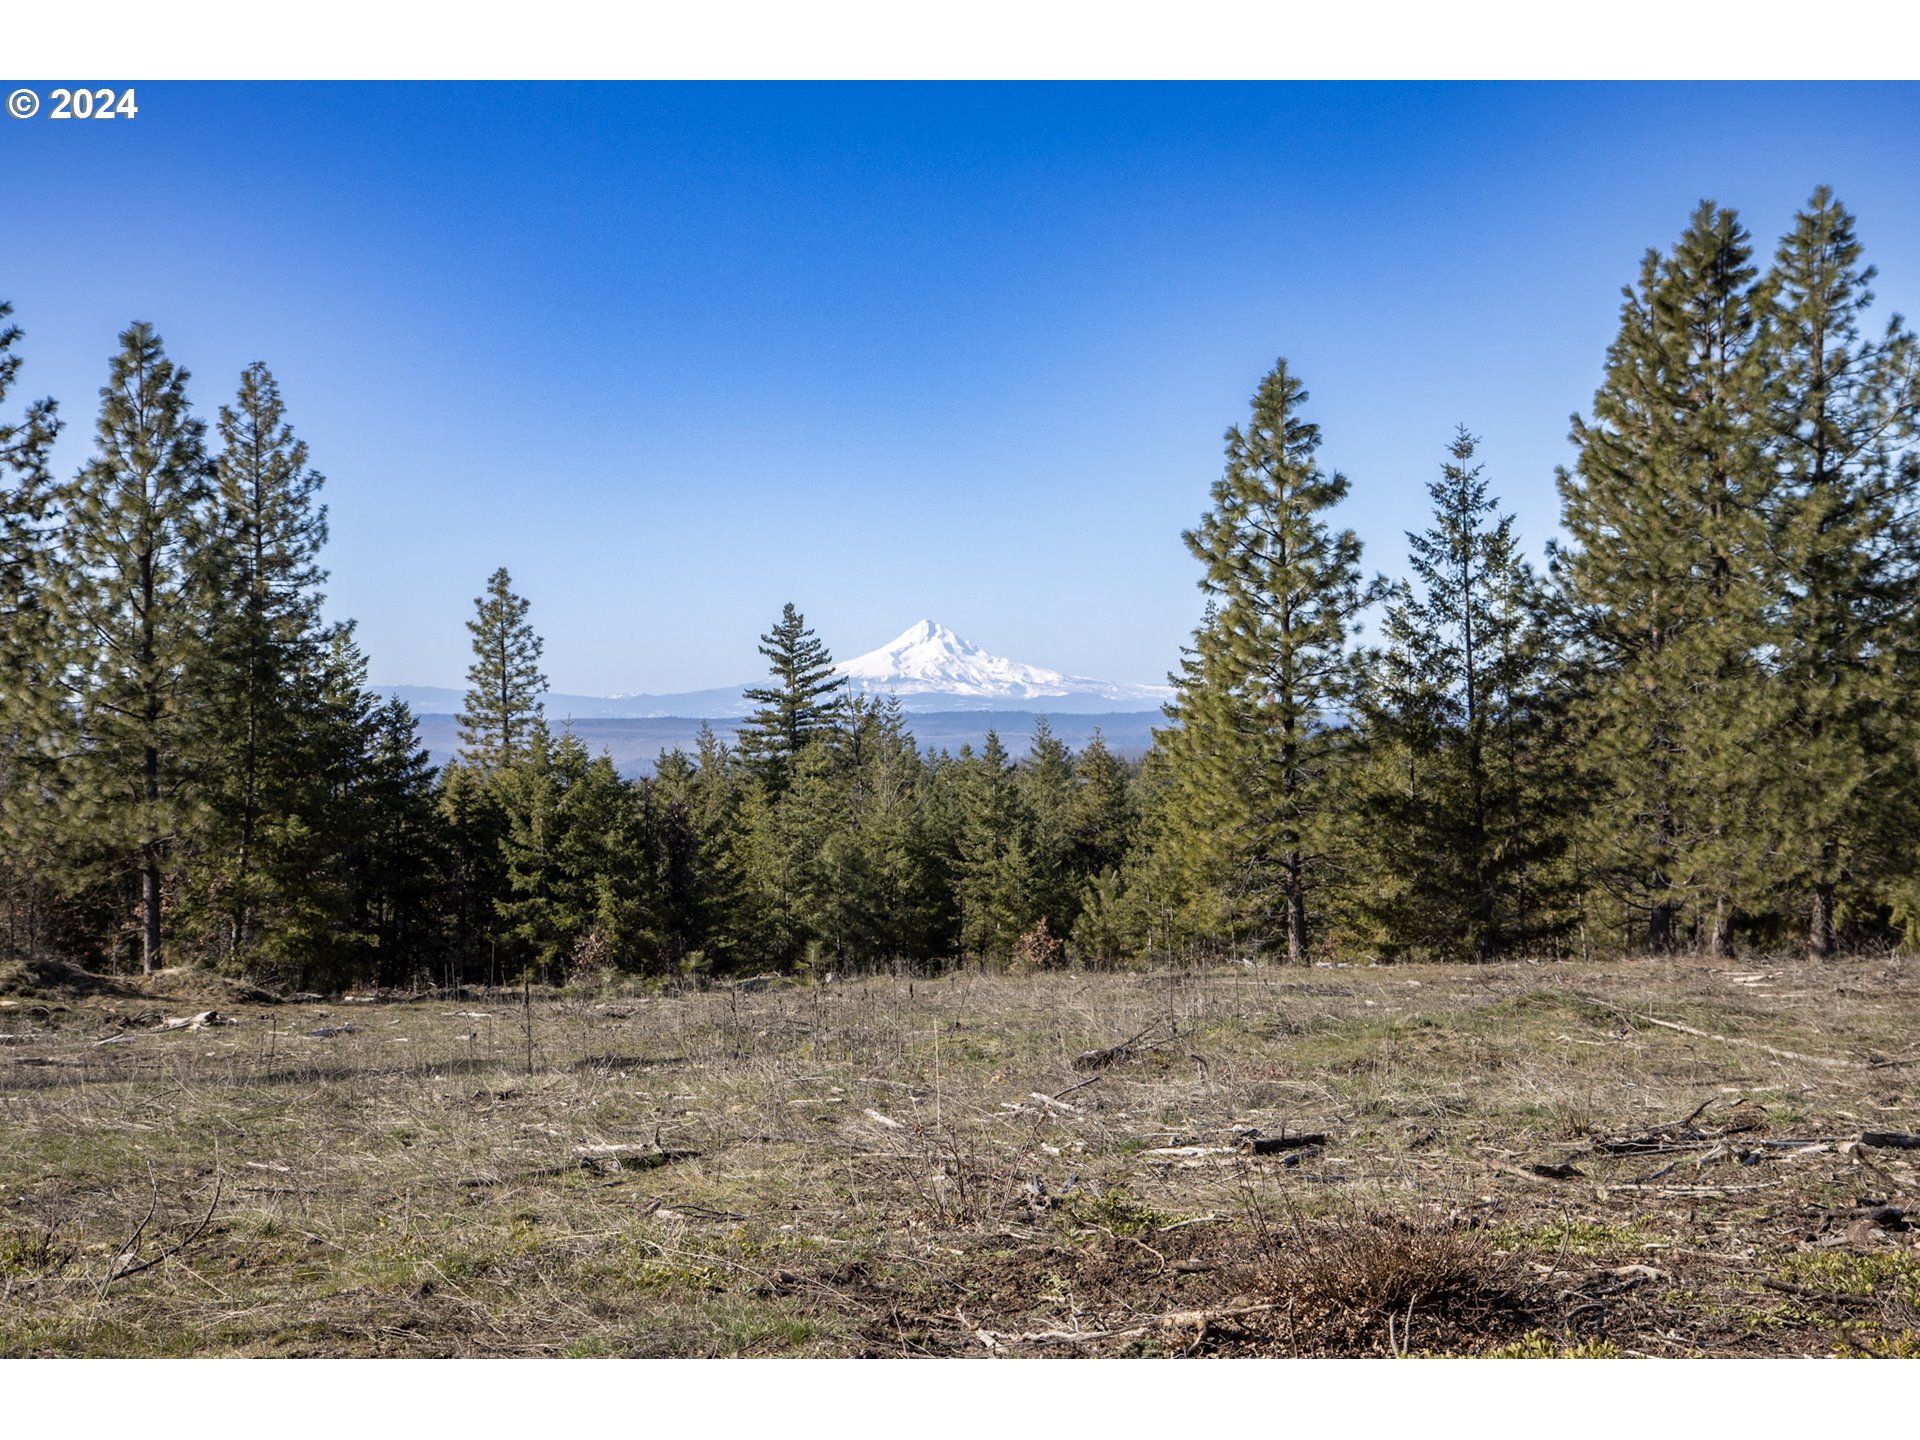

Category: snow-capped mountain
[385, 620, 1170, 719]
[834, 620, 1170, 709]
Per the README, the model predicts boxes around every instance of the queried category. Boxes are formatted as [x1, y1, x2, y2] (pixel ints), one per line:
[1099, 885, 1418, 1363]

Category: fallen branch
[1859, 1132, 1920, 1151]
[1240, 1134, 1329, 1156]
[1599, 1180, 1781, 1197]
[1756, 1278, 1880, 1309]
[974, 1300, 1282, 1349]
[101, 1173, 223, 1295]
[1480, 1153, 1582, 1186]
[573, 1142, 698, 1173]
[157, 1010, 228, 1033]
[1071, 1021, 1172, 1072]
[1027, 1092, 1079, 1113]
[100, 1172, 161, 1297]
[1578, 995, 1860, 1069]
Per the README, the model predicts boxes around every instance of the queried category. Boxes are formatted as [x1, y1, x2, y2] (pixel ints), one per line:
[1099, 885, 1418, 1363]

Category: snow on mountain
[385, 621, 1170, 720]
[834, 620, 1170, 706]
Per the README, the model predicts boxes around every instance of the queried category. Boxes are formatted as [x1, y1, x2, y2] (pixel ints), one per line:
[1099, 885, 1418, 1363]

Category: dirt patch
[0, 956, 146, 1000]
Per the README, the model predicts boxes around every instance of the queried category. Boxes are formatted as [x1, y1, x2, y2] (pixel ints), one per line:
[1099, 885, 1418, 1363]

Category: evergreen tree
[457, 567, 547, 770]
[351, 697, 444, 988]
[844, 696, 949, 963]
[44, 324, 216, 973]
[244, 628, 382, 984]
[1132, 610, 1257, 959]
[1553, 204, 1774, 955]
[1349, 429, 1569, 960]
[638, 750, 708, 974]
[437, 758, 509, 988]
[1753, 189, 1920, 956]
[955, 731, 1035, 961]
[682, 723, 749, 972]
[1062, 730, 1137, 967]
[496, 724, 645, 982]
[732, 763, 811, 968]
[0, 303, 62, 959]
[738, 603, 844, 787]
[782, 740, 860, 969]
[1167, 359, 1383, 963]
[198, 362, 336, 964]
[1065, 730, 1133, 882]
[1018, 717, 1079, 941]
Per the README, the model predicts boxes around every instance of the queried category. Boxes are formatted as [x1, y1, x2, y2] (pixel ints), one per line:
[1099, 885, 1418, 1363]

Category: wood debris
[1071, 1020, 1174, 1072]
[157, 1010, 228, 1032]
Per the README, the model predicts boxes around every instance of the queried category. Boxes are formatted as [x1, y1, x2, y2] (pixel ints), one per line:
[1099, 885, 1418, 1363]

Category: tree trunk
[1808, 880, 1836, 961]
[142, 845, 162, 975]
[1708, 896, 1733, 959]
[1647, 897, 1674, 955]
[1283, 851, 1308, 965]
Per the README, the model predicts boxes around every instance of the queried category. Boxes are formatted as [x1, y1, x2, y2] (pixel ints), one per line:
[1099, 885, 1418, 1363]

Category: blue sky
[5, 82, 1918, 693]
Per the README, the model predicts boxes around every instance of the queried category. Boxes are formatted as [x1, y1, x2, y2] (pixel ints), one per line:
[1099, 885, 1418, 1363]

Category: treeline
[2, 188, 1917, 987]
[1143, 190, 1920, 964]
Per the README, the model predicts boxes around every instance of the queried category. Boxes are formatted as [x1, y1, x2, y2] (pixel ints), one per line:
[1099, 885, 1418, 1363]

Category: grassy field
[2, 953, 1917, 1358]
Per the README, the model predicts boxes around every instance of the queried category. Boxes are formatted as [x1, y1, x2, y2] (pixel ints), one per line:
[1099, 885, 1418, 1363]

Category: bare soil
[2, 955, 1916, 1357]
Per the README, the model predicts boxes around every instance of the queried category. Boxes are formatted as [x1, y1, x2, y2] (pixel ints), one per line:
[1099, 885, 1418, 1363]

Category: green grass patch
[1485, 1330, 1622, 1358]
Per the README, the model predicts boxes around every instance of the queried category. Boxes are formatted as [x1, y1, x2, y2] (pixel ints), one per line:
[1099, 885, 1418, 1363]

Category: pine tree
[0, 303, 62, 959]
[1350, 429, 1569, 960]
[351, 697, 444, 988]
[955, 730, 1035, 962]
[1553, 204, 1774, 955]
[457, 567, 547, 770]
[438, 758, 509, 988]
[496, 724, 645, 982]
[1133, 611, 1236, 958]
[844, 696, 948, 963]
[44, 324, 216, 973]
[732, 764, 811, 968]
[248, 628, 381, 985]
[1066, 730, 1133, 881]
[1062, 730, 1136, 966]
[738, 603, 844, 787]
[783, 740, 859, 969]
[1753, 189, 1920, 957]
[198, 362, 336, 964]
[1168, 359, 1383, 963]
[639, 750, 708, 974]
[1018, 717, 1079, 941]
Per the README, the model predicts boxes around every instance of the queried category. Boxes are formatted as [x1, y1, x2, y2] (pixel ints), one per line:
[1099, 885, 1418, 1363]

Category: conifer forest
[3, 189, 1919, 995]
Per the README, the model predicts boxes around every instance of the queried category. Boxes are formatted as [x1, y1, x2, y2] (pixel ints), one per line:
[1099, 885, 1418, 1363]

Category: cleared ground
[2, 954, 1917, 1357]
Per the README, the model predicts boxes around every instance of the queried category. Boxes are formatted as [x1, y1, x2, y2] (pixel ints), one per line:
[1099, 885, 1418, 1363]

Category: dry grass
[2, 953, 1917, 1356]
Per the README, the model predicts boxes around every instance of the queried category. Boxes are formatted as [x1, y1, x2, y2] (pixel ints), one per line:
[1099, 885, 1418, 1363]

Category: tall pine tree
[45, 324, 217, 973]
[1753, 189, 1920, 956]
[0, 303, 63, 959]
[457, 567, 548, 770]
[1166, 359, 1382, 963]
[1350, 429, 1569, 961]
[738, 602, 844, 787]
[198, 362, 337, 963]
[1554, 205, 1774, 955]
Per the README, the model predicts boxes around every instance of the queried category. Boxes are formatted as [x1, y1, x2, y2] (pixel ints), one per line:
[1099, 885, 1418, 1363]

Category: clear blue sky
[6, 82, 1918, 693]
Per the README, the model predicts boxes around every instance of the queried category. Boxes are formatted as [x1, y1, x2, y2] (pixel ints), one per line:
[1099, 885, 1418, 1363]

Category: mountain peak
[834, 621, 1169, 707]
